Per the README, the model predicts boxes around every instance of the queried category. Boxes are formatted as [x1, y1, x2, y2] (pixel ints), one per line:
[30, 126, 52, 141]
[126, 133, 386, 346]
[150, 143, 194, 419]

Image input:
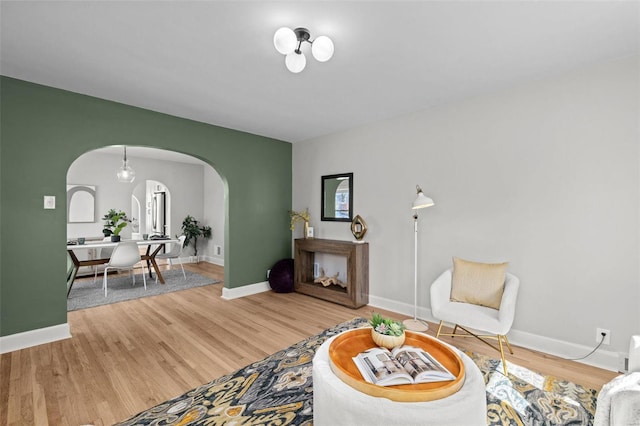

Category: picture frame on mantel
[321, 173, 353, 222]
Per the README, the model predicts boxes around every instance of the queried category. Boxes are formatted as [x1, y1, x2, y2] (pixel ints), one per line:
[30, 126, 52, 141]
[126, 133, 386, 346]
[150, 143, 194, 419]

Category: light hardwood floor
[1, 262, 618, 425]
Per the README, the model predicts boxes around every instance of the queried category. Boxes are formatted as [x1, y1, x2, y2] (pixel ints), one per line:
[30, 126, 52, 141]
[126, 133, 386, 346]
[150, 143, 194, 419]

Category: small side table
[312, 331, 487, 426]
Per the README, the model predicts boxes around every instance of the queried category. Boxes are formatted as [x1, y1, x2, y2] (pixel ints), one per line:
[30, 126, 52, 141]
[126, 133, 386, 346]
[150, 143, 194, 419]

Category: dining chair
[103, 241, 146, 297]
[154, 235, 187, 282]
[94, 237, 115, 283]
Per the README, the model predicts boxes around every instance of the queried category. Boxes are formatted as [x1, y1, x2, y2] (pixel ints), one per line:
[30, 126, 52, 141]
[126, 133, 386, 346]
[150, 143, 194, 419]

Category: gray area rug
[67, 269, 220, 311]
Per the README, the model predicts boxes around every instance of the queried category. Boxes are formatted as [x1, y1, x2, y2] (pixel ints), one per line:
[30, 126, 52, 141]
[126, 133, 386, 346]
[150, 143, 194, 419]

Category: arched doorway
[66, 145, 225, 289]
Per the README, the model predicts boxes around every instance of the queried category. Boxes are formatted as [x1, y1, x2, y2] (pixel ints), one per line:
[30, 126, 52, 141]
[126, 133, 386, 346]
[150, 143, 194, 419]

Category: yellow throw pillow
[450, 257, 508, 310]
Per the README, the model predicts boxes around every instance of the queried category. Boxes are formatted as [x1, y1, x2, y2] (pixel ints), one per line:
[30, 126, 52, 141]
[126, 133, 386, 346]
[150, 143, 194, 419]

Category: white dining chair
[103, 241, 146, 297]
[154, 235, 187, 282]
[94, 237, 114, 283]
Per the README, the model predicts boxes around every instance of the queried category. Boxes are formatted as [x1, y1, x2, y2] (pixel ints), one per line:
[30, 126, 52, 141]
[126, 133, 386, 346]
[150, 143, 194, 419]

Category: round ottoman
[268, 258, 294, 293]
[312, 330, 487, 426]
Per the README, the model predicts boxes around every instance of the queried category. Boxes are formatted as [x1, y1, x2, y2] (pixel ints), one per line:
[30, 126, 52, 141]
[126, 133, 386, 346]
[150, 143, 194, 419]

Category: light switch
[44, 195, 56, 209]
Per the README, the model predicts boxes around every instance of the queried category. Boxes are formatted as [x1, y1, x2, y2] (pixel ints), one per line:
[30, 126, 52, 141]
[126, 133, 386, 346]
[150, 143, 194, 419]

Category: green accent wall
[0, 77, 292, 337]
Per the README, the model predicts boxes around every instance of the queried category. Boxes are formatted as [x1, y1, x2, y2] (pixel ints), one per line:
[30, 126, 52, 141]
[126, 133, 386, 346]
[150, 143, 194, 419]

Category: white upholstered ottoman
[313, 332, 486, 426]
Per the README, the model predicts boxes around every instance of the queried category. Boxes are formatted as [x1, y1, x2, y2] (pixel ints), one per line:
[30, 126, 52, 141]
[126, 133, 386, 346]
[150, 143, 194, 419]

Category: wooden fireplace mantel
[294, 238, 369, 308]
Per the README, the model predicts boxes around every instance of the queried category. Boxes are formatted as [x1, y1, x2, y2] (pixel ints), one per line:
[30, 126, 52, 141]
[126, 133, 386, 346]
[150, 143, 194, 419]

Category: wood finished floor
[1, 262, 618, 425]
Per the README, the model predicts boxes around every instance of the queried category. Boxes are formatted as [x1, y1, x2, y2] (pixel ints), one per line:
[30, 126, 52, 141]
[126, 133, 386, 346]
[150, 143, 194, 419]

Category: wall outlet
[266, 269, 271, 279]
[596, 328, 611, 345]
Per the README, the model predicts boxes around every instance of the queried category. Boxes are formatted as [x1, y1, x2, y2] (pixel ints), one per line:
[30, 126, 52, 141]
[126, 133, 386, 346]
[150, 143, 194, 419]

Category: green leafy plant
[369, 313, 405, 336]
[181, 215, 212, 258]
[102, 209, 130, 236]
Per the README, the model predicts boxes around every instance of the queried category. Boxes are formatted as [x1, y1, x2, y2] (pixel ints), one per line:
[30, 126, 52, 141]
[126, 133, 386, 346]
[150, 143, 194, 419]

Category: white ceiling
[1, 1, 638, 145]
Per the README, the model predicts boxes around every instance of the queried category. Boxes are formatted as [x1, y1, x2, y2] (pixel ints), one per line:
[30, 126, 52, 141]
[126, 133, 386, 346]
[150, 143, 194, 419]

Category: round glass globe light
[116, 165, 135, 183]
[273, 27, 297, 55]
[285, 52, 306, 73]
[311, 36, 334, 62]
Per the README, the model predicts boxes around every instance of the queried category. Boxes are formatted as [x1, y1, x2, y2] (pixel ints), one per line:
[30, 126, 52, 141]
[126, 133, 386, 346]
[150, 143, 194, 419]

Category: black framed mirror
[321, 173, 353, 221]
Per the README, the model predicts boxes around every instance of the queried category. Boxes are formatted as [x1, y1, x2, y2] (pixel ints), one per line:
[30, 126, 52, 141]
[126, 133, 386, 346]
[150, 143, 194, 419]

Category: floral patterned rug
[117, 317, 598, 425]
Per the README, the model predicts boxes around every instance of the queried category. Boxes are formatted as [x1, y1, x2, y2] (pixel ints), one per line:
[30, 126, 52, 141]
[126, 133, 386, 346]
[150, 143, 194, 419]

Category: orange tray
[328, 328, 465, 402]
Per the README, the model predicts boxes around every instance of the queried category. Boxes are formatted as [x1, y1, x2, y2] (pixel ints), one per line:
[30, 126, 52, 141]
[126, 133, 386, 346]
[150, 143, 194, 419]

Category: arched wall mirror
[321, 173, 353, 222]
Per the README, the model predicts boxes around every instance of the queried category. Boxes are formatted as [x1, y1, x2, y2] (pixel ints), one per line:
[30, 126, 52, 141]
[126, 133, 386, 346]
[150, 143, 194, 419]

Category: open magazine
[352, 345, 456, 386]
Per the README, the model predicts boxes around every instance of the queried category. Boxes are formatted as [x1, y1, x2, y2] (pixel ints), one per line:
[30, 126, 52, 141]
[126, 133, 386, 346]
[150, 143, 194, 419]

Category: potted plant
[102, 209, 130, 242]
[369, 312, 406, 349]
[289, 208, 311, 238]
[181, 215, 212, 262]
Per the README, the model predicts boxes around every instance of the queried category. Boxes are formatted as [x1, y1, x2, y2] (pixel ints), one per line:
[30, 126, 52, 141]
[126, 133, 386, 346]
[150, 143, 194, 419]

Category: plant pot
[371, 329, 405, 349]
[111, 235, 121, 242]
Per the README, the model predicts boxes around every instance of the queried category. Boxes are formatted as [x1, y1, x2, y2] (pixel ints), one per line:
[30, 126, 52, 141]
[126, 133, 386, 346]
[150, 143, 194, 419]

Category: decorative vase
[371, 329, 405, 349]
[111, 235, 121, 242]
[304, 221, 310, 239]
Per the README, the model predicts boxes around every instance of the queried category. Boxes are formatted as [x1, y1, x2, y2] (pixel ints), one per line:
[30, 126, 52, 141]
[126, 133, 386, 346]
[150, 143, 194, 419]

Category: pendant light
[116, 146, 136, 183]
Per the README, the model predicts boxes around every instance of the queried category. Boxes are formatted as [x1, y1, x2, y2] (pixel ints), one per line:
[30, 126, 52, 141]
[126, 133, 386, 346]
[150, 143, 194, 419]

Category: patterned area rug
[117, 317, 598, 425]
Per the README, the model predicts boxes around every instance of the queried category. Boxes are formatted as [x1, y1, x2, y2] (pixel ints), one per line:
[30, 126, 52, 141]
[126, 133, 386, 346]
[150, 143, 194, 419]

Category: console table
[294, 238, 368, 308]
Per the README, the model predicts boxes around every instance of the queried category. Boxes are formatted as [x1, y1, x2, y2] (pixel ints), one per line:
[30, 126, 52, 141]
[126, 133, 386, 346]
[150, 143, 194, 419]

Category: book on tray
[352, 345, 456, 386]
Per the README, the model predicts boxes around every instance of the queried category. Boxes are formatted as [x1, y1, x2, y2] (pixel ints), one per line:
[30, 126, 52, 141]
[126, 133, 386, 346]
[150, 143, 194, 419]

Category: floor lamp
[403, 185, 434, 332]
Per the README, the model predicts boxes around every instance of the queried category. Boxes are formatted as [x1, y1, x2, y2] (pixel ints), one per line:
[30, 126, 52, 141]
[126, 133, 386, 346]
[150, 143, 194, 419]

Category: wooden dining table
[66, 238, 180, 297]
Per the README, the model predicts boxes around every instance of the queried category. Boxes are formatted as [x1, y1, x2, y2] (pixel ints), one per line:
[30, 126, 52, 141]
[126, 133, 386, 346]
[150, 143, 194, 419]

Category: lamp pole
[403, 185, 434, 332]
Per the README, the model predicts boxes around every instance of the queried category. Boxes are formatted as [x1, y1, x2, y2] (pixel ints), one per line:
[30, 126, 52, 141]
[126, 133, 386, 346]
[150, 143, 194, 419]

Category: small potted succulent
[102, 209, 130, 242]
[369, 312, 406, 349]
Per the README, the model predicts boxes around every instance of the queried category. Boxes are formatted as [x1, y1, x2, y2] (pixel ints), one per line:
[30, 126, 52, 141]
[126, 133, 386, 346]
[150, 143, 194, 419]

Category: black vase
[111, 235, 121, 242]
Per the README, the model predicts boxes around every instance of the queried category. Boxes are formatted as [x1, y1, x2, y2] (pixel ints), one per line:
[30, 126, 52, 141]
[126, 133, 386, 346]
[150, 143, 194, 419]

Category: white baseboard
[197, 255, 224, 266]
[172, 256, 224, 266]
[221, 281, 271, 300]
[0, 323, 71, 354]
[368, 295, 621, 372]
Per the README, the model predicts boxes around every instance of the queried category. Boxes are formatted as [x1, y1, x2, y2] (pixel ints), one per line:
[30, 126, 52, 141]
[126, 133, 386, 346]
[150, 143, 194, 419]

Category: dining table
[66, 238, 181, 297]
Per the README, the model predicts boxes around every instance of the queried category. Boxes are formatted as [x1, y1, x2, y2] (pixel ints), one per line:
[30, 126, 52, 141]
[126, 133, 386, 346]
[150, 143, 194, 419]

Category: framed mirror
[321, 173, 353, 221]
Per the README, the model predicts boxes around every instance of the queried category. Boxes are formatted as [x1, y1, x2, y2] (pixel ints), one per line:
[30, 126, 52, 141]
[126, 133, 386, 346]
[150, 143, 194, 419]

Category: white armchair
[430, 268, 520, 375]
[594, 335, 640, 426]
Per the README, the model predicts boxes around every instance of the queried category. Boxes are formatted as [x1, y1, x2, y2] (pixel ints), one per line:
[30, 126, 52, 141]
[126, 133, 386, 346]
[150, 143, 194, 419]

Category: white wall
[67, 150, 225, 263]
[293, 56, 639, 369]
[202, 165, 225, 265]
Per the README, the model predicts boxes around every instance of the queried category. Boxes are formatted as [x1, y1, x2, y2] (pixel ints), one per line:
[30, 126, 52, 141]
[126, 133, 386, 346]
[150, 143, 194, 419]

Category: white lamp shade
[285, 51, 306, 73]
[116, 163, 136, 183]
[274, 27, 297, 55]
[412, 192, 434, 209]
[311, 36, 334, 62]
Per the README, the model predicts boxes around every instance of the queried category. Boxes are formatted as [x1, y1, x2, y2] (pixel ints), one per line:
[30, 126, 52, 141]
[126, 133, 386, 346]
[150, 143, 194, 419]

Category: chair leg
[179, 260, 186, 280]
[141, 262, 147, 290]
[103, 267, 109, 297]
[502, 334, 514, 354]
[435, 324, 513, 375]
[498, 335, 508, 375]
[131, 268, 136, 286]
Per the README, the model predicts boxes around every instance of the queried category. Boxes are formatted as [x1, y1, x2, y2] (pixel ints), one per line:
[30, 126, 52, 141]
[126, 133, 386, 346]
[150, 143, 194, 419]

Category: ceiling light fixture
[273, 27, 334, 73]
[116, 146, 136, 183]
